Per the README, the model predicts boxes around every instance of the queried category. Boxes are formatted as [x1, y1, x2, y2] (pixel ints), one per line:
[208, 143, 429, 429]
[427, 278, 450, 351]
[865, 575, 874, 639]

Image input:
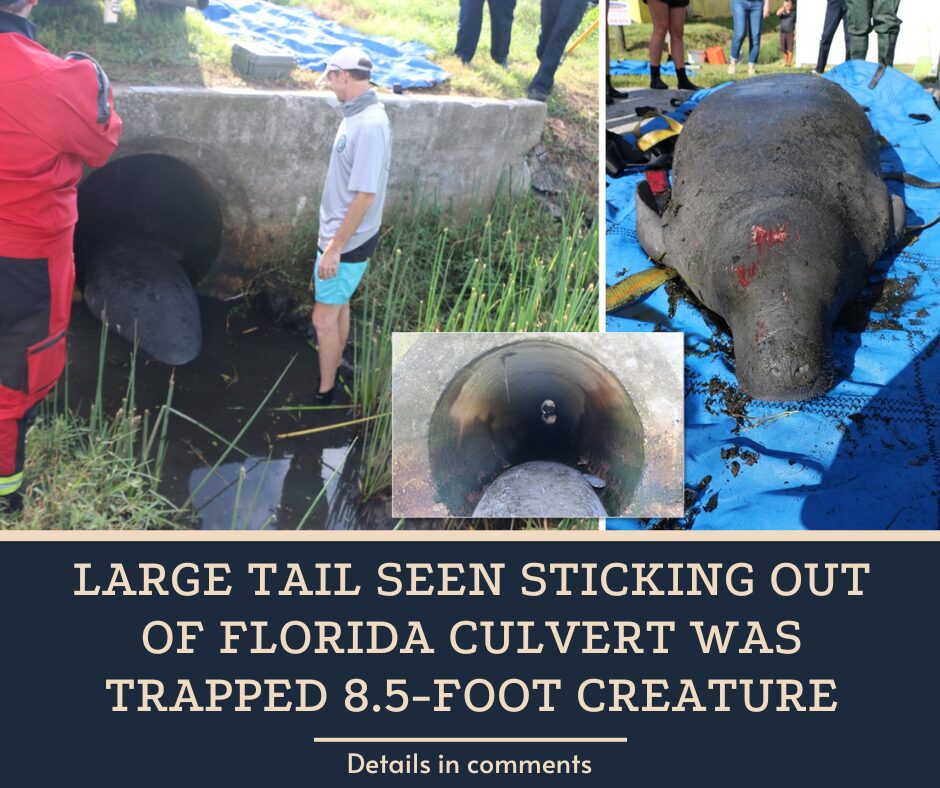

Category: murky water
[65, 298, 364, 529]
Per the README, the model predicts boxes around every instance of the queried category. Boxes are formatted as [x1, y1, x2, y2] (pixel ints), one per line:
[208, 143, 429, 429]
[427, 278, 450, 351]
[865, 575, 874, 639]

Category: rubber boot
[607, 75, 628, 101]
[676, 67, 700, 91]
[649, 65, 668, 90]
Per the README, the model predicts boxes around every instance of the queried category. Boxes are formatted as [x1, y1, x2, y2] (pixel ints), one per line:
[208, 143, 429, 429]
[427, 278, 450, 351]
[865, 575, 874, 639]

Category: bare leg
[338, 303, 351, 362]
[312, 302, 343, 393]
[668, 7, 686, 67]
[648, 0, 669, 64]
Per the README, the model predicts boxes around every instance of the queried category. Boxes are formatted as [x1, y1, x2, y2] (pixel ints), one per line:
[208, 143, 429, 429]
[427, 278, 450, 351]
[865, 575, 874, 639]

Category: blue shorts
[313, 253, 368, 305]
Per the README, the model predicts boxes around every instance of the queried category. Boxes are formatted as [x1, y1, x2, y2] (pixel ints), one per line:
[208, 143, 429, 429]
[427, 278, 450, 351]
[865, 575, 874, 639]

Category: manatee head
[713, 201, 871, 402]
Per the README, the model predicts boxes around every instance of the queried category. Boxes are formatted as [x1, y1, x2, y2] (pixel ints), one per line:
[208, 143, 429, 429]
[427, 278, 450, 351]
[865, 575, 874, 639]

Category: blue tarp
[610, 58, 694, 76]
[202, 0, 449, 89]
[607, 62, 940, 530]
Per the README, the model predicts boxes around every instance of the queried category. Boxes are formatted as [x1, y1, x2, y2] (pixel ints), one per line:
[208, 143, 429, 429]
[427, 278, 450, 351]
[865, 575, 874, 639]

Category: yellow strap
[632, 112, 683, 152]
[0, 471, 23, 496]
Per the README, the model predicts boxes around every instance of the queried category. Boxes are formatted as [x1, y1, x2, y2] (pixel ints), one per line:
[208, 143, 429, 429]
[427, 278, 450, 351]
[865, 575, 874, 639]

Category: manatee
[636, 74, 906, 401]
[471, 460, 607, 518]
[84, 234, 202, 365]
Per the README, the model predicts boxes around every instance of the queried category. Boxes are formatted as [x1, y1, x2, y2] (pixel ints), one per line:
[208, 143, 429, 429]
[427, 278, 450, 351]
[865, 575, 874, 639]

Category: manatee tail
[84, 235, 203, 366]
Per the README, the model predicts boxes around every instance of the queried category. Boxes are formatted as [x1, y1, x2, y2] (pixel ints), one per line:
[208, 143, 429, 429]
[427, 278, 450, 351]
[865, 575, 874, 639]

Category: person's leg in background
[816, 0, 846, 73]
[729, 0, 748, 73]
[841, 0, 852, 61]
[846, 0, 874, 61]
[871, 0, 900, 66]
[669, 3, 699, 90]
[647, 0, 670, 88]
[488, 0, 517, 65]
[455, 0, 486, 63]
[607, 19, 628, 102]
[535, 0, 558, 63]
[746, 0, 764, 71]
[527, 0, 588, 100]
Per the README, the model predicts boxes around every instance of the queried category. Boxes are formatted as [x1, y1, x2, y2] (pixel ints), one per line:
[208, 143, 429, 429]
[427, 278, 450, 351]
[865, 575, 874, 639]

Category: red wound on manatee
[750, 223, 788, 251]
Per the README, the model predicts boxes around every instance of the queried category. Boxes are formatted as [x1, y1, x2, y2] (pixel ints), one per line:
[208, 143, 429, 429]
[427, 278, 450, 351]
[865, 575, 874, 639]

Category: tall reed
[351, 194, 598, 505]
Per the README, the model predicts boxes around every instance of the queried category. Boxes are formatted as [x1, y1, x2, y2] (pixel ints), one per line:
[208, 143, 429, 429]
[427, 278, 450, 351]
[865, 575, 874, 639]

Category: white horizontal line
[314, 737, 628, 744]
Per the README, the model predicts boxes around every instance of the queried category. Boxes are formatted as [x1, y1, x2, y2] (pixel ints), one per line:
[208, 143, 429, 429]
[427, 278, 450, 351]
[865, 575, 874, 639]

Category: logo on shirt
[336, 134, 347, 153]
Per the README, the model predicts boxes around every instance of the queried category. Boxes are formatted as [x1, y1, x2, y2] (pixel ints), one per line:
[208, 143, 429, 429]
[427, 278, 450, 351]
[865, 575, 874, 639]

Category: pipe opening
[75, 153, 222, 287]
[428, 339, 645, 516]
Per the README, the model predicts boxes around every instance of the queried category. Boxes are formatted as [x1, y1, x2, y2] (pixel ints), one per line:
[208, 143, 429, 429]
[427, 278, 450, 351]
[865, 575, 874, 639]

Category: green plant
[349, 193, 598, 506]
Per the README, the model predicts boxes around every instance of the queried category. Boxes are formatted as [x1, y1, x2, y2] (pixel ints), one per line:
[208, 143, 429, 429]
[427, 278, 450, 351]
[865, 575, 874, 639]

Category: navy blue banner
[2, 539, 936, 785]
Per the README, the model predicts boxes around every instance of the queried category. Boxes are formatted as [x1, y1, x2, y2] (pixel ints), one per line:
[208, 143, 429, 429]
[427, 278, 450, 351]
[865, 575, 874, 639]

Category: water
[65, 297, 365, 529]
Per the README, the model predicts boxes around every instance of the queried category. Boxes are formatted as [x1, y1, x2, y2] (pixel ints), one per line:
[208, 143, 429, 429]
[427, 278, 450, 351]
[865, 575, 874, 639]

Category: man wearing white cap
[313, 46, 392, 404]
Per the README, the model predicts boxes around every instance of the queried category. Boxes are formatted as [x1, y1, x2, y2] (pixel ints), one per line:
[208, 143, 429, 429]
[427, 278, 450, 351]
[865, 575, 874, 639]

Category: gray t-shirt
[318, 95, 392, 254]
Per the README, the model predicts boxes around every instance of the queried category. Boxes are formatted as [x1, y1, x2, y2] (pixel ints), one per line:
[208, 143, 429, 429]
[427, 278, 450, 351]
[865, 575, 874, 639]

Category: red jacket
[0, 13, 122, 418]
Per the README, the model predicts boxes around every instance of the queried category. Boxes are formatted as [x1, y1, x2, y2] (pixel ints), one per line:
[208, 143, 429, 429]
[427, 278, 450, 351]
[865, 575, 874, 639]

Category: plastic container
[232, 41, 297, 80]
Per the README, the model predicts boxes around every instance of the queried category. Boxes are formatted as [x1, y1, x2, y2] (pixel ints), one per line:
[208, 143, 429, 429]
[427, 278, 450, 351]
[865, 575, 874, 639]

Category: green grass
[346, 194, 598, 504]
[608, 16, 922, 90]
[33, 0, 232, 84]
[1, 327, 321, 530]
[32, 0, 597, 194]
[34, 0, 597, 101]
[3, 194, 598, 530]
[259, 192, 599, 512]
[2, 324, 184, 529]
[609, 17, 793, 89]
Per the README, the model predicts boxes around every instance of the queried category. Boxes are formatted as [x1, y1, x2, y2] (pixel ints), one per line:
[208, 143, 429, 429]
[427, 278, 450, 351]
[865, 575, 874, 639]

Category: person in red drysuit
[0, 0, 122, 514]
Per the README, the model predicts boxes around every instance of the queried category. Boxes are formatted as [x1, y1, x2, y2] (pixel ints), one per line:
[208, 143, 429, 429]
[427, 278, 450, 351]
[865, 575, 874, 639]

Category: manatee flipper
[84, 234, 202, 366]
[635, 180, 666, 262]
[888, 193, 906, 246]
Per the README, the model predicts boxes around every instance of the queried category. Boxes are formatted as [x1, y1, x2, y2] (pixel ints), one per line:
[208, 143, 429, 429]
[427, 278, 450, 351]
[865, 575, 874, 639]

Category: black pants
[455, 0, 518, 64]
[816, 0, 850, 73]
[529, 0, 589, 95]
[0, 405, 37, 513]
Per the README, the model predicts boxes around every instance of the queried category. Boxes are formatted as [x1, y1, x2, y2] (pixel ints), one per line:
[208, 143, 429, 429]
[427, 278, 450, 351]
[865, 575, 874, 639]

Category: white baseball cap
[317, 46, 373, 86]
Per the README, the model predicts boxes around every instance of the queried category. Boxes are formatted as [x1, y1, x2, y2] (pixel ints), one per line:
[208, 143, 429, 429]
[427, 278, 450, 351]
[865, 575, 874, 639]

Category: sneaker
[526, 87, 549, 102]
[748, 62, 755, 75]
[728, 59, 736, 75]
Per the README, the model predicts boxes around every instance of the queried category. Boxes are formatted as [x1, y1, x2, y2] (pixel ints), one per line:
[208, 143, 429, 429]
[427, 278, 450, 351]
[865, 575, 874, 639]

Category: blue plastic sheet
[607, 62, 940, 530]
[609, 58, 694, 76]
[202, 0, 449, 89]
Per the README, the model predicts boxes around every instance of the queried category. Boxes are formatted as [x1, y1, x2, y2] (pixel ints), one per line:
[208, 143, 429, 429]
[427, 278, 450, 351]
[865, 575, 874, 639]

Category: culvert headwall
[99, 86, 546, 297]
[392, 333, 686, 519]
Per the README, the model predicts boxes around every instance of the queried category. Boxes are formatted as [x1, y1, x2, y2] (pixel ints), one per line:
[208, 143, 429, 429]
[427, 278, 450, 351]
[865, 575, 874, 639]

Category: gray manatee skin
[84, 234, 202, 366]
[637, 74, 905, 401]
[471, 461, 607, 518]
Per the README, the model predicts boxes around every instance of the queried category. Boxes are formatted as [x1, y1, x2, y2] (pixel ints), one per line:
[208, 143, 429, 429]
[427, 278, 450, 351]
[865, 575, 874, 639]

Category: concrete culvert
[75, 155, 223, 365]
[76, 153, 222, 285]
[425, 339, 645, 517]
[392, 333, 686, 520]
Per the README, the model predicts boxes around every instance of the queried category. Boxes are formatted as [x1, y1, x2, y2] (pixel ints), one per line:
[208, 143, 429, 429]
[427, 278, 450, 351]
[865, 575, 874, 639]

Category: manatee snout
[734, 327, 832, 402]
